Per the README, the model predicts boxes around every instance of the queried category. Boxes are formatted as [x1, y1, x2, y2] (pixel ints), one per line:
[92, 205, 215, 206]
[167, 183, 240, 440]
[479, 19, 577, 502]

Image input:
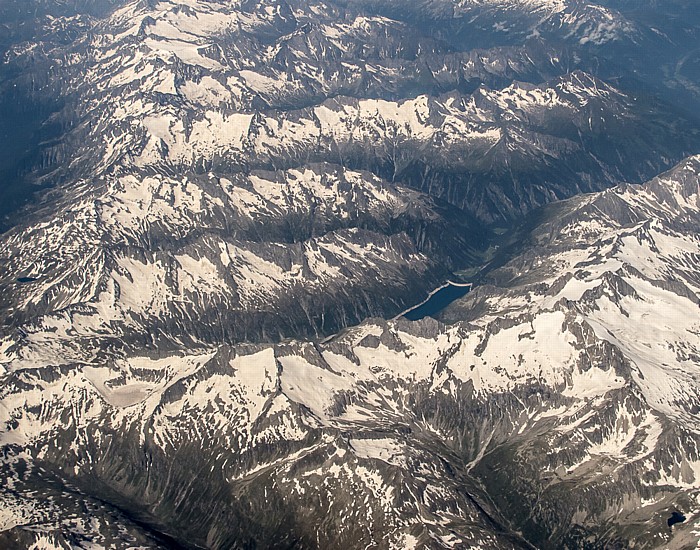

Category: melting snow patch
[351, 437, 407, 467]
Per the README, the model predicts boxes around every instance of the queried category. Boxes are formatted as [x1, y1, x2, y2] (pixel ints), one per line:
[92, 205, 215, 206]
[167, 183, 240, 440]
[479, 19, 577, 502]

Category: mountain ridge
[1, 1, 700, 549]
[2, 155, 700, 549]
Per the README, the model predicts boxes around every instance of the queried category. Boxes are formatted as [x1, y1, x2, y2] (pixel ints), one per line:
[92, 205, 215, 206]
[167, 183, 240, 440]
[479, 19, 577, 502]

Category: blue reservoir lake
[402, 282, 472, 321]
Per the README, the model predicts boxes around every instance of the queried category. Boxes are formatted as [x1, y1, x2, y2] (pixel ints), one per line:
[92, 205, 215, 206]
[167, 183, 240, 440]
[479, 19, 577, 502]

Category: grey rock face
[1, 1, 700, 549]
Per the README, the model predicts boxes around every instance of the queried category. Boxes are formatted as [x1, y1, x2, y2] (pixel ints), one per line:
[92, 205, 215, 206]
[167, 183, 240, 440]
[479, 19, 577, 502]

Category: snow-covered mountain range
[1, 0, 700, 548]
[2, 155, 700, 549]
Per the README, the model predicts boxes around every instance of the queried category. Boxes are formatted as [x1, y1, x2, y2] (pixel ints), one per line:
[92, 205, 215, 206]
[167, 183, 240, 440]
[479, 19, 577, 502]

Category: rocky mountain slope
[0, 162, 484, 348]
[1, 0, 700, 549]
[2, 0, 698, 224]
[2, 155, 700, 549]
[0, 0, 698, 346]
